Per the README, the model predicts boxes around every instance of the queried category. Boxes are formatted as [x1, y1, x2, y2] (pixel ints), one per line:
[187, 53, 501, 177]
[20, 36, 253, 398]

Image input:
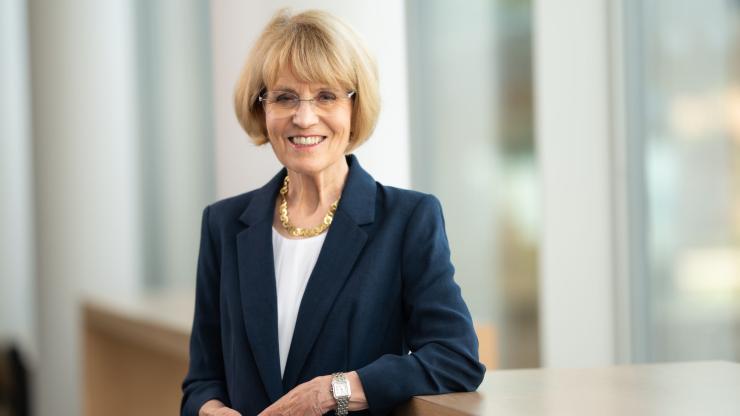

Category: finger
[257, 406, 275, 416]
[217, 409, 242, 416]
[212, 408, 241, 416]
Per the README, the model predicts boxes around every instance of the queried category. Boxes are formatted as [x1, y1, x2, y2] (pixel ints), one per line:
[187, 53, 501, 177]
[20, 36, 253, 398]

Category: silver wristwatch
[331, 372, 351, 416]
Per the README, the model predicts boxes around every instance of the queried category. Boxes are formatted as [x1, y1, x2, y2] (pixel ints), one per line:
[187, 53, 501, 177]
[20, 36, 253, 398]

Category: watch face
[333, 382, 349, 397]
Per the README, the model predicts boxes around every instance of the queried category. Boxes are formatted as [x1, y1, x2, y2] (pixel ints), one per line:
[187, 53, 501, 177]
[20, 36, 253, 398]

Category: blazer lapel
[236, 169, 285, 403]
[281, 155, 376, 390]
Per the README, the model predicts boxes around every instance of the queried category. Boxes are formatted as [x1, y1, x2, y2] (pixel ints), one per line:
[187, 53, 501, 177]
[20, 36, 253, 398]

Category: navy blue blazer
[182, 155, 485, 415]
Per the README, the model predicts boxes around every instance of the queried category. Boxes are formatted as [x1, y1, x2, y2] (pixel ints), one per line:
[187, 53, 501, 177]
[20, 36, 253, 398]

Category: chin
[285, 155, 344, 176]
[284, 158, 327, 174]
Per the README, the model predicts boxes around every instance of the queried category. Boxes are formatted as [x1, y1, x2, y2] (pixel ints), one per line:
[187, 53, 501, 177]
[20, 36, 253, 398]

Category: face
[264, 68, 353, 177]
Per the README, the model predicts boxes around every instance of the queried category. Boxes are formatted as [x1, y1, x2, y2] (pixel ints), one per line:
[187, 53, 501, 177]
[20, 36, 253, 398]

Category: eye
[274, 92, 298, 103]
[316, 91, 338, 103]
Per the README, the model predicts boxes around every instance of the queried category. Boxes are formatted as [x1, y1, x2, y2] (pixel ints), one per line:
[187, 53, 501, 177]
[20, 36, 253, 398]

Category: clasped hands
[199, 371, 367, 416]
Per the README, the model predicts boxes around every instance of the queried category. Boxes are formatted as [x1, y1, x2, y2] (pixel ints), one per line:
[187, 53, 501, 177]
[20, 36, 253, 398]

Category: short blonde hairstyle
[234, 9, 380, 153]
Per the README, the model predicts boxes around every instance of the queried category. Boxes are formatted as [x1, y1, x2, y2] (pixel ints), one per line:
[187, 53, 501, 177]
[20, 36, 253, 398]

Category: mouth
[288, 135, 326, 148]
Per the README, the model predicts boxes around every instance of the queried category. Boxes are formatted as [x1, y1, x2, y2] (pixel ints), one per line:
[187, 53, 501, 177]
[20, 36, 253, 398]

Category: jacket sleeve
[355, 194, 486, 414]
[181, 206, 231, 415]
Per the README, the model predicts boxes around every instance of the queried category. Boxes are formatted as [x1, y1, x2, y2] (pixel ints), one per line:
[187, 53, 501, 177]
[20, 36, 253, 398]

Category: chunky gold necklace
[279, 175, 339, 237]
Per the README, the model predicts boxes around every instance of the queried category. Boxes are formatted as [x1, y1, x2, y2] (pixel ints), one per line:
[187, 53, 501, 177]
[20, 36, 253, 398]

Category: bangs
[262, 23, 355, 91]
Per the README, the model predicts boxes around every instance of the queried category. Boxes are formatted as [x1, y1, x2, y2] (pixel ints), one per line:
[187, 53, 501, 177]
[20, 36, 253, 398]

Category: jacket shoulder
[376, 183, 441, 214]
[210, 189, 258, 212]
[202, 189, 261, 230]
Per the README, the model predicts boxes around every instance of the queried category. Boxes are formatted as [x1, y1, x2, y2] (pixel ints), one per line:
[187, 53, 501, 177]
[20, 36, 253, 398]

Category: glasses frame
[258, 89, 356, 114]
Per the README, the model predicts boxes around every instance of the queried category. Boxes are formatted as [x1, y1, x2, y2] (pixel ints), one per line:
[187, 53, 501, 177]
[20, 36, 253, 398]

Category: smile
[288, 136, 326, 146]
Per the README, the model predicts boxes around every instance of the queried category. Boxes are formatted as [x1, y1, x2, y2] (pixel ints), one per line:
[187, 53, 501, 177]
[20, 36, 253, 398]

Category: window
[406, 0, 538, 368]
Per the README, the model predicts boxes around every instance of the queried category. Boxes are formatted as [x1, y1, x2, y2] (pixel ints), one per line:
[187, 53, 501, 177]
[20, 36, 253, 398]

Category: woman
[182, 9, 485, 416]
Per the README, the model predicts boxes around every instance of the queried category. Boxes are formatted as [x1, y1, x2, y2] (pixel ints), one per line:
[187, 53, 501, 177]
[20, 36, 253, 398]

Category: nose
[291, 100, 319, 128]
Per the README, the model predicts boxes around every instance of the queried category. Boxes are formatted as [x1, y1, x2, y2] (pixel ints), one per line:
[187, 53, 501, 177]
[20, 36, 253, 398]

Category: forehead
[270, 69, 327, 90]
[268, 67, 338, 92]
[261, 43, 353, 91]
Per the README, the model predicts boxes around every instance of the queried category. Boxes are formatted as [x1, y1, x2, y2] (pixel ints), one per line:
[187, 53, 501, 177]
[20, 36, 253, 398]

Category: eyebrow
[272, 86, 297, 93]
[271, 84, 334, 93]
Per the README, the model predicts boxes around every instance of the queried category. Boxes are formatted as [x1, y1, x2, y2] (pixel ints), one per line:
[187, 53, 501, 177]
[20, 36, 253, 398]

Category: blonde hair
[234, 9, 380, 152]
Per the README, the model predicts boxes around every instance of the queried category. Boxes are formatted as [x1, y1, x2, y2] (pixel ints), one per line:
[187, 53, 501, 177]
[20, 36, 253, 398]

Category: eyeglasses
[259, 89, 355, 116]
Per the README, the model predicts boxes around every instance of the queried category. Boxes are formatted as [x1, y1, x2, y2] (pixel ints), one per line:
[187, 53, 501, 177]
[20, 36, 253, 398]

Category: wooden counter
[83, 290, 193, 416]
[83, 292, 740, 415]
[396, 361, 740, 416]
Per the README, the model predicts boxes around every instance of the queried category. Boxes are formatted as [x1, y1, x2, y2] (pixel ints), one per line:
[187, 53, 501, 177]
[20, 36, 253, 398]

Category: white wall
[136, 0, 215, 289]
[534, 0, 617, 367]
[0, 0, 36, 363]
[27, 1, 142, 414]
[210, 0, 410, 198]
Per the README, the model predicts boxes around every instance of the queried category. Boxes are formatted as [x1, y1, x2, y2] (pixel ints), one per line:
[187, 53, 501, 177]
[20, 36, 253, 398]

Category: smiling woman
[261, 70, 354, 180]
[181, 8, 485, 416]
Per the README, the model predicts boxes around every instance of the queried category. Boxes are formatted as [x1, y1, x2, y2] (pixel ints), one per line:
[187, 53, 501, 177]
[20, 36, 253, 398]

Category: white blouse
[271, 227, 327, 377]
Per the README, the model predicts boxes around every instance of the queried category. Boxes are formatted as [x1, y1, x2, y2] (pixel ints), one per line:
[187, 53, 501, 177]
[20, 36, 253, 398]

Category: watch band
[331, 372, 350, 416]
[335, 396, 349, 416]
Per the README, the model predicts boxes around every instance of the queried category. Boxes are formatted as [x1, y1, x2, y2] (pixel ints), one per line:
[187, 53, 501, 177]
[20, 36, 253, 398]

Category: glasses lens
[314, 91, 338, 109]
[270, 92, 299, 109]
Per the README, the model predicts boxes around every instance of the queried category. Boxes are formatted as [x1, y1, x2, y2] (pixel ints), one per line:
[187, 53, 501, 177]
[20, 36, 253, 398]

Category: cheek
[331, 112, 353, 137]
[264, 116, 282, 139]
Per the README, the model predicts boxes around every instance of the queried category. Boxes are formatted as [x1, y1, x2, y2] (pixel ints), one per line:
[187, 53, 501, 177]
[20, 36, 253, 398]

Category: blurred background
[2, 0, 740, 415]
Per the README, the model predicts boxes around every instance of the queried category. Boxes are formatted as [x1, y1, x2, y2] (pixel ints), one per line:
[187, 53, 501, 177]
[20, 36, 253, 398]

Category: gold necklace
[279, 175, 339, 237]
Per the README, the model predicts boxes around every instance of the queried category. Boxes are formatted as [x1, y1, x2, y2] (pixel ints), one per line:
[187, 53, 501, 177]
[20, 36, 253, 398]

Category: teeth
[290, 136, 323, 145]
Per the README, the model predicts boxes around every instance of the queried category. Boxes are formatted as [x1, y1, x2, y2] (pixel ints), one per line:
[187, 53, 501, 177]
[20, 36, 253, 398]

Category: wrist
[331, 372, 352, 415]
[318, 375, 337, 411]
[345, 371, 366, 404]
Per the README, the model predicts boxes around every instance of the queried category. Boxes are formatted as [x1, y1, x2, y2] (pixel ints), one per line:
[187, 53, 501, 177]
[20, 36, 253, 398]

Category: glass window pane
[628, 0, 740, 361]
[406, 0, 538, 369]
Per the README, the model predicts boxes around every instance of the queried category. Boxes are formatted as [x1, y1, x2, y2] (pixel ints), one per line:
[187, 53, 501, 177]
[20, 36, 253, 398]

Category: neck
[285, 158, 349, 214]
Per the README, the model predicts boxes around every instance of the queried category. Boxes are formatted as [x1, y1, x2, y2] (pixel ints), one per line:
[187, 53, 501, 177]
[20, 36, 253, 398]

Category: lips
[288, 135, 326, 145]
